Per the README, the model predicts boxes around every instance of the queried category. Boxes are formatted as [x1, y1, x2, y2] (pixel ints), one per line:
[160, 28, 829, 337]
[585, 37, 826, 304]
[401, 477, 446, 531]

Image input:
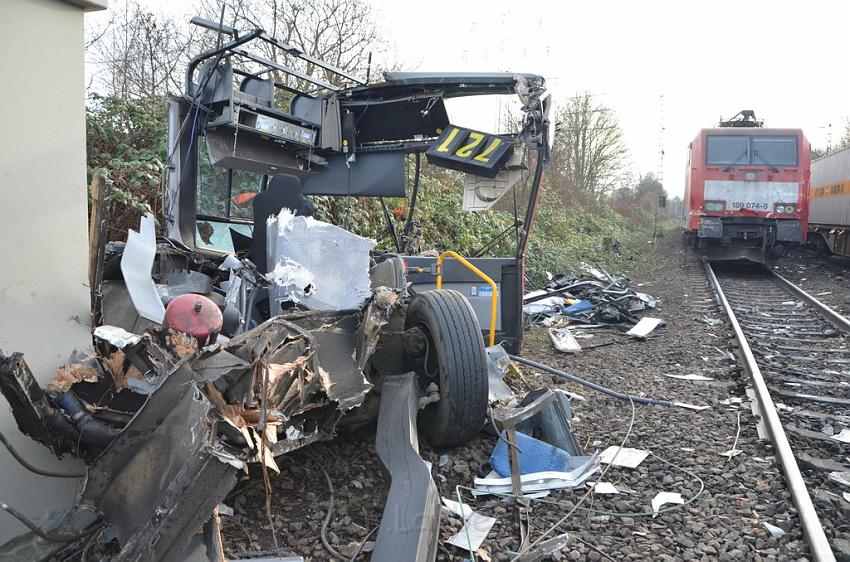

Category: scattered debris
[762, 521, 786, 538]
[829, 471, 850, 488]
[599, 446, 650, 469]
[524, 264, 662, 342]
[446, 512, 496, 552]
[442, 497, 473, 520]
[589, 481, 619, 494]
[830, 428, 850, 444]
[651, 491, 684, 517]
[486, 345, 515, 402]
[664, 373, 714, 382]
[627, 317, 663, 338]
[472, 460, 600, 496]
[548, 327, 581, 353]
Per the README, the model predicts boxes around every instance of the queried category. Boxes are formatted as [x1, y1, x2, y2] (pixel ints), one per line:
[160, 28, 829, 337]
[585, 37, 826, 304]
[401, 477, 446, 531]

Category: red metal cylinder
[163, 294, 223, 345]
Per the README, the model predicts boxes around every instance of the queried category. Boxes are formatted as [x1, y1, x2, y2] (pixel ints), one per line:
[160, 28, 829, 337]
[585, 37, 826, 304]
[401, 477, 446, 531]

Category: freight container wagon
[809, 145, 850, 256]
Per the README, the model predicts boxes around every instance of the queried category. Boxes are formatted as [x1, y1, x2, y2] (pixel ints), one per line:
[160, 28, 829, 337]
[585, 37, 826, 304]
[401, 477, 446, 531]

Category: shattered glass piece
[267, 209, 375, 310]
[486, 345, 514, 402]
[156, 269, 212, 304]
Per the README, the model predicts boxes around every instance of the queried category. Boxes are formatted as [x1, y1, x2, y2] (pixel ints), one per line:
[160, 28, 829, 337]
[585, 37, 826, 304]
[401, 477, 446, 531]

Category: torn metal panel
[0, 353, 67, 455]
[267, 209, 376, 311]
[356, 288, 401, 371]
[80, 359, 239, 561]
[372, 373, 439, 562]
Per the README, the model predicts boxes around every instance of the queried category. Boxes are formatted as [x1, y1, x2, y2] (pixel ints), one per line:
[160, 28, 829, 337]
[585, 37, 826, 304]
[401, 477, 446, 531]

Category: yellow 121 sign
[425, 125, 513, 178]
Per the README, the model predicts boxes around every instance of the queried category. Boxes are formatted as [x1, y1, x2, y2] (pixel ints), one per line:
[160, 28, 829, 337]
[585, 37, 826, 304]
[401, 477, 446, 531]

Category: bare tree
[196, 0, 383, 89]
[548, 94, 629, 200]
[87, 0, 196, 98]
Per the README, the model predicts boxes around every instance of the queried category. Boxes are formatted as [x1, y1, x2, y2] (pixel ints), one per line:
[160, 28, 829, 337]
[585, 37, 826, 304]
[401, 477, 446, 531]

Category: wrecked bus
[0, 16, 551, 562]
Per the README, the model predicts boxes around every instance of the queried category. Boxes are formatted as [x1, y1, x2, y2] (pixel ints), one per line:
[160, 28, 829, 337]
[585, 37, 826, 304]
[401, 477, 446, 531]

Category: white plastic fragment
[589, 481, 619, 494]
[121, 214, 166, 323]
[720, 449, 743, 459]
[651, 491, 684, 517]
[664, 373, 714, 382]
[762, 522, 786, 538]
[673, 402, 712, 411]
[830, 428, 850, 444]
[627, 317, 663, 338]
[828, 471, 850, 488]
[599, 446, 649, 469]
[447, 512, 496, 552]
[441, 497, 473, 520]
[548, 327, 581, 353]
[93, 325, 142, 349]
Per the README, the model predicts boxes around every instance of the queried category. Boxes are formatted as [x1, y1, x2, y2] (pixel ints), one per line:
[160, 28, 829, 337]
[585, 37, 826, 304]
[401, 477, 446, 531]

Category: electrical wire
[0, 503, 100, 543]
[0, 431, 84, 479]
[348, 524, 379, 561]
[321, 470, 346, 560]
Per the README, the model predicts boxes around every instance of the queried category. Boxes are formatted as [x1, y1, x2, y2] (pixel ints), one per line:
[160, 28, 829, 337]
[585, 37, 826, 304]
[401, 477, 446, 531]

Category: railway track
[707, 262, 850, 562]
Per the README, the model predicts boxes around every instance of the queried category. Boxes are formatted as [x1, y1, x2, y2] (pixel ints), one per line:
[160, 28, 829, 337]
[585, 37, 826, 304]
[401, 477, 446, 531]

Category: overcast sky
[88, 0, 850, 197]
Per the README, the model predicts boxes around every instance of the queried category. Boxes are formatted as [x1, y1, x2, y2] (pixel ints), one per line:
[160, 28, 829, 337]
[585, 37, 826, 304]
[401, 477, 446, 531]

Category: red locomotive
[684, 110, 810, 262]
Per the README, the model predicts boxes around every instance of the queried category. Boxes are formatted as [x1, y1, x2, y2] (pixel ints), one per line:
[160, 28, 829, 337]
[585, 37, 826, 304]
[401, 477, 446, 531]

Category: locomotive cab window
[752, 136, 797, 166]
[706, 135, 798, 166]
[706, 136, 749, 165]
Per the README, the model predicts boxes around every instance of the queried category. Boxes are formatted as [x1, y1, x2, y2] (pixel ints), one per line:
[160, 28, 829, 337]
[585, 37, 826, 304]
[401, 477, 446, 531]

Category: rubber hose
[60, 393, 120, 448]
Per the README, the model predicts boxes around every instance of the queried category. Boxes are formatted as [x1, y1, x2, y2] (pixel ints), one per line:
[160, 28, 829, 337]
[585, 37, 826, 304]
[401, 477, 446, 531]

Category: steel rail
[769, 270, 850, 332]
[706, 263, 835, 562]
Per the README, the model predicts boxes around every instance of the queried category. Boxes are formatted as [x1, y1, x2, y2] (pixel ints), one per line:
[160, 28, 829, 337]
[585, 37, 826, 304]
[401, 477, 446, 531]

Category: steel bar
[707, 264, 835, 562]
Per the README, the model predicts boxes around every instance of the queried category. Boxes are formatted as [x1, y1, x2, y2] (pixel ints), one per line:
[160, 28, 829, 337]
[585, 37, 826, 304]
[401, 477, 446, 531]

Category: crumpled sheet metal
[80, 358, 239, 561]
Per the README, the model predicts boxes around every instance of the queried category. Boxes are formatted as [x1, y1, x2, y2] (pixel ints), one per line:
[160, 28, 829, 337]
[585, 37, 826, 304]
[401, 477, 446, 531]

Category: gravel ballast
[221, 234, 816, 561]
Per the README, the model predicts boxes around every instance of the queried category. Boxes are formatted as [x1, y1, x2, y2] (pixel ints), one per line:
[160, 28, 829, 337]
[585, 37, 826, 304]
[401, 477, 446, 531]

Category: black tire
[405, 289, 488, 448]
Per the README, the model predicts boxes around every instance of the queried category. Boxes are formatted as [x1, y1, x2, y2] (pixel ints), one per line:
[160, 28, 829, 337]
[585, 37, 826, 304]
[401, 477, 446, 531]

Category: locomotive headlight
[774, 203, 796, 214]
[775, 205, 785, 214]
[705, 201, 725, 212]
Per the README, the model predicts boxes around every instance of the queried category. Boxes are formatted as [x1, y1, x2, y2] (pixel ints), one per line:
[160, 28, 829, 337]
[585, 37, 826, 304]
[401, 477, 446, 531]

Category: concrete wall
[0, 0, 104, 545]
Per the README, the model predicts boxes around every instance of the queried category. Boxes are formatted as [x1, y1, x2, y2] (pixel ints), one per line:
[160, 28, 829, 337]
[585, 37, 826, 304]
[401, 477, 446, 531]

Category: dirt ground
[221, 232, 816, 561]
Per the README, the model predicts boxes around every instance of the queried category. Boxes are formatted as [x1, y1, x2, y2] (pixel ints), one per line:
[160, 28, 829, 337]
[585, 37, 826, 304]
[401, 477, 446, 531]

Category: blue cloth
[490, 430, 571, 477]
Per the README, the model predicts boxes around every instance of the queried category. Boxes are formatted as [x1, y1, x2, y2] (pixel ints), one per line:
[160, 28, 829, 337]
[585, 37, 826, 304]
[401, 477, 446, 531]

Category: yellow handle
[436, 251, 498, 347]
